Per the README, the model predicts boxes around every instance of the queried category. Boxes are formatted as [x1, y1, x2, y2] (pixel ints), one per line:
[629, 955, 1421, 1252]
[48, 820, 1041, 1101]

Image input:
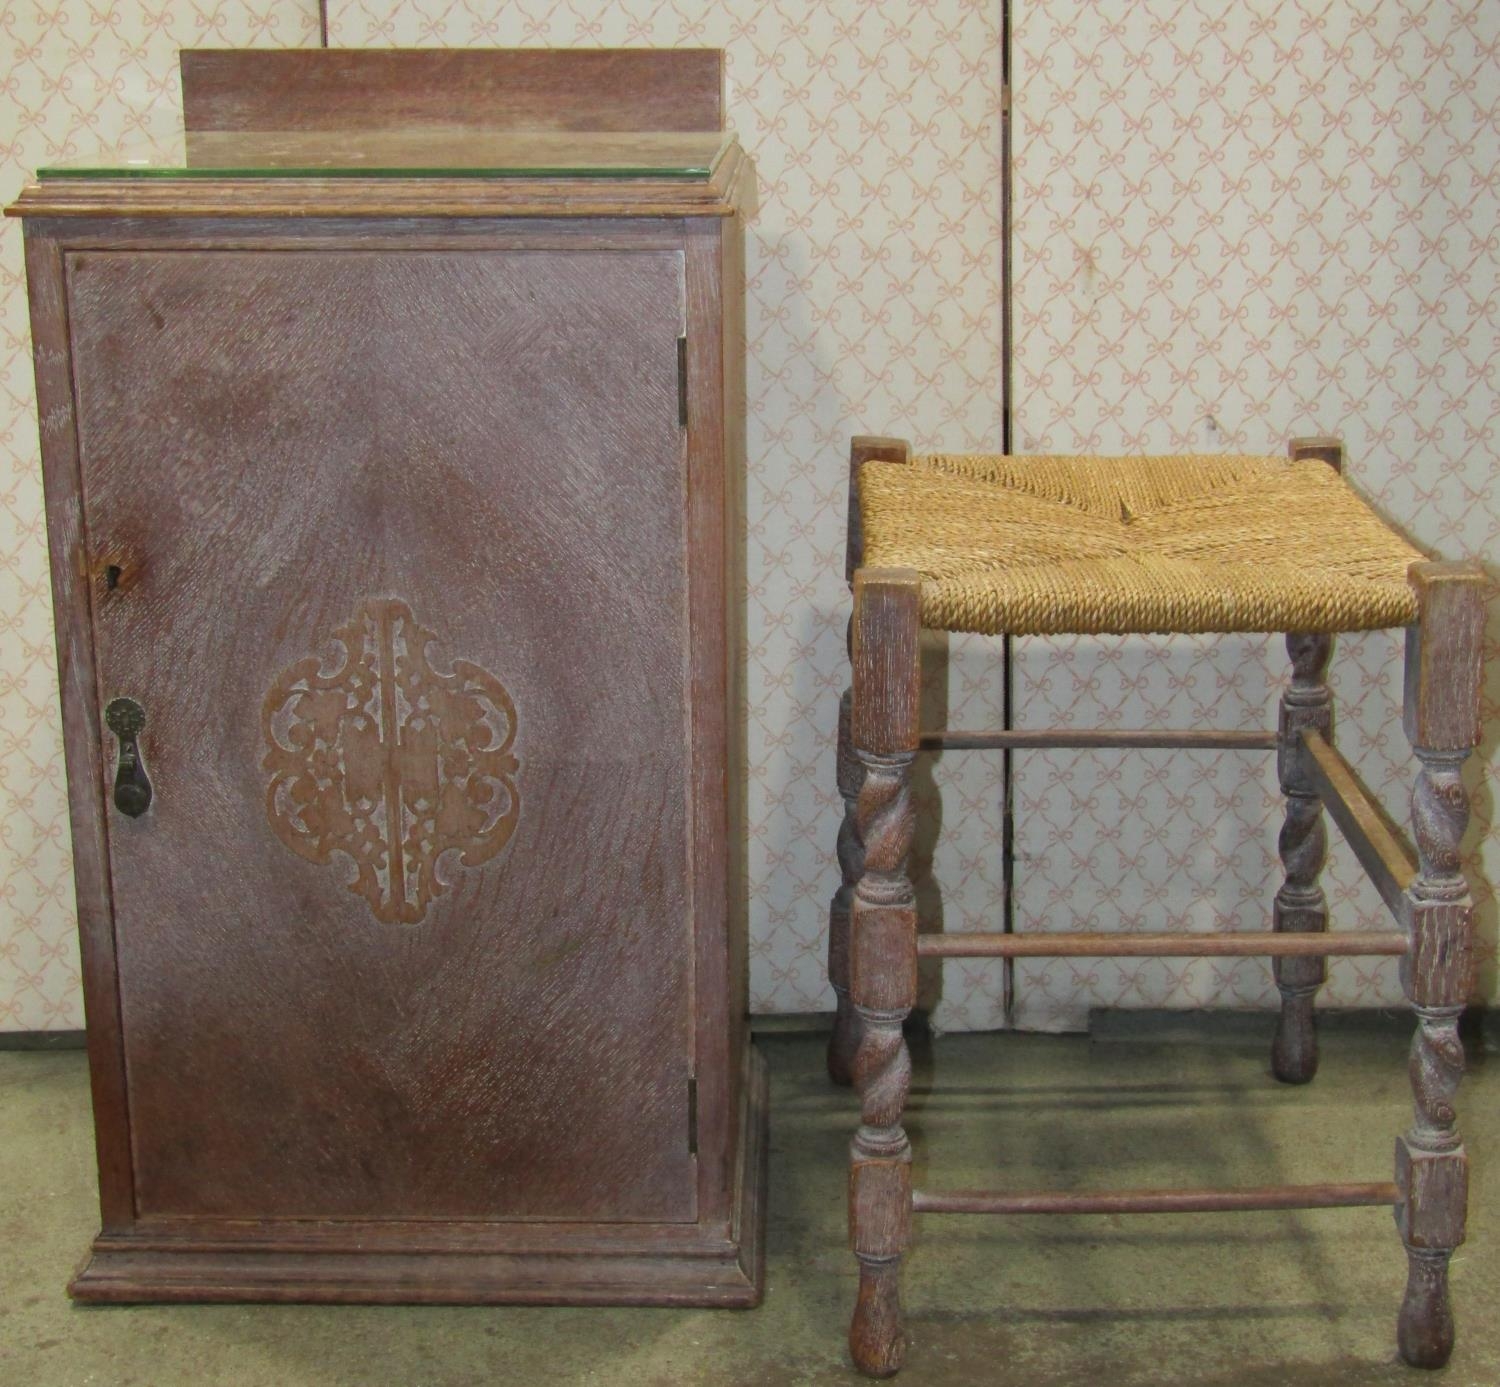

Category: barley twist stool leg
[1394, 561, 1483, 1369]
[1398, 996, 1465, 1367]
[850, 750, 916, 1377]
[1272, 632, 1333, 1083]
[1397, 748, 1471, 1369]
[828, 682, 866, 1085]
[835, 439, 909, 1083]
[847, 569, 920, 1379]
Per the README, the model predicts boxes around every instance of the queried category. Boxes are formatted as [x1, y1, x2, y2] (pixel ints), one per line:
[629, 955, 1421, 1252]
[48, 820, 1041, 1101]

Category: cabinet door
[68, 246, 697, 1223]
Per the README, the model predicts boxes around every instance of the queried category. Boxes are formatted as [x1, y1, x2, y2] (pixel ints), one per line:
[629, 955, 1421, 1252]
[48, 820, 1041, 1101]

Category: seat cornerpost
[1289, 435, 1344, 472]
[828, 437, 911, 1087]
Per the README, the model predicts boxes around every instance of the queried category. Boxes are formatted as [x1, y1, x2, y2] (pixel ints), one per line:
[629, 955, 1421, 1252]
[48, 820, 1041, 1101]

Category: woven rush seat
[858, 451, 1425, 637]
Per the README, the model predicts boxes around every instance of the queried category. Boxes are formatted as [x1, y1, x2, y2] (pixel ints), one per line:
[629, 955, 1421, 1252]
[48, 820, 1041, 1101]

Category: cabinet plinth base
[70, 1049, 767, 1309]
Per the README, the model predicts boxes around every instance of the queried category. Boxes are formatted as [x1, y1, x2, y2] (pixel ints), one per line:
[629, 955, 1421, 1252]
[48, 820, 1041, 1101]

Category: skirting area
[2, 1027, 1496, 1385]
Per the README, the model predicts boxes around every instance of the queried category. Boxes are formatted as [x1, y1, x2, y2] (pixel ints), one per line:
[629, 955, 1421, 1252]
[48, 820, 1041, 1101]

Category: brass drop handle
[104, 697, 152, 818]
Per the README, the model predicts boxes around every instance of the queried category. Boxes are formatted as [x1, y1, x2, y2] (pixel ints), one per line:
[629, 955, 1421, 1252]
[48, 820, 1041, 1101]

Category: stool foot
[1398, 1248, 1455, 1369]
[851, 1255, 905, 1378]
[1271, 985, 1319, 1084]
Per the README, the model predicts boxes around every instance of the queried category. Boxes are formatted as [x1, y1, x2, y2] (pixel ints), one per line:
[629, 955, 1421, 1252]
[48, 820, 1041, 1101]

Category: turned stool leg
[1272, 632, 1333, 1083]
[832, 437, 910, 1085]
[827, 682, 865, 1085]
[848, 568, 921, 1378]
[1272, 438, 1345, 1084]
[1395, 561, 1483, 1369]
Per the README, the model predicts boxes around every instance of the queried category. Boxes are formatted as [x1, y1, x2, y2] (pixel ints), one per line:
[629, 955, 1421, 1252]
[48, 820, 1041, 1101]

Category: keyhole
[105, 564, 122, 591]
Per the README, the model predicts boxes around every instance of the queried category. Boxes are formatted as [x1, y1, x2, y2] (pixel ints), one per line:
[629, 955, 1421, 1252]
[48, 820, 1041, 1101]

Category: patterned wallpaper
[1, 3, 1494, 1034]
[1009, 1, 1500, 1029]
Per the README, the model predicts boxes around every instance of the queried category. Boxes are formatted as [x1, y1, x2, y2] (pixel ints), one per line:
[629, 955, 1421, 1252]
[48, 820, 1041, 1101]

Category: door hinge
[687, 1073, 698, 1156]
[676, 335, 688, 428]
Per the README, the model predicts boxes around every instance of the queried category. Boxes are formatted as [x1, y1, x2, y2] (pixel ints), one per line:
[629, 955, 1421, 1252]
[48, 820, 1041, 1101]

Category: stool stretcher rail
[920, 729, 1277, 751]
[914, 930, 1408, 959]
[911, 1182, 1400, 1216]
[1301, 729, 1417, 920]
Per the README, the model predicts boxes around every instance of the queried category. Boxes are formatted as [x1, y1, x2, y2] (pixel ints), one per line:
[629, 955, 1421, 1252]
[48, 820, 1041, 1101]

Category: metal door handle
[104, 697, 152, 818]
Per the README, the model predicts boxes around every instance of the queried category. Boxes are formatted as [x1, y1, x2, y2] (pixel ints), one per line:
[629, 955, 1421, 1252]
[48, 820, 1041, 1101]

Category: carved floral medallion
[261, 598, 521, 924]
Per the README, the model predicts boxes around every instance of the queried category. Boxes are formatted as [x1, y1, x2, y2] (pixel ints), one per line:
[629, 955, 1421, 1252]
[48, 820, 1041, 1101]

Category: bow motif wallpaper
[0, 2, 1493, 1034]
[1008, 0, 1499, 1029]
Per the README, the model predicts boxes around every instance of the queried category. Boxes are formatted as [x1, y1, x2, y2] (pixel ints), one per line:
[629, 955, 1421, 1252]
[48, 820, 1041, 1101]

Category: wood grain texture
[1394, 563, 1482, 1367]
[175, 128, 729, 173]
[717, 210, 750, 1175]
[921, 728, 1276, 751]
[21, 234, 136, 1231]
[849, 1160, 912, 1255]
[684, 218, 740, 1230]
[1403, 903, 1473, 1011]
[914, 930, 1407, 959]
[913, 1182, 1398, 1216]
[1403, 561, 1487, 752]
[851, 570, 922, 759]
[847, 568, 921, 1379]
[829, 439, 907, 1085]
[1272, 632, 1333, 1085]
[1395, 1136, 1467, 1250]
[70, 244, 694, 1224]
[25, 192, 762, 1298]
[180, 48, 724, 134]
[70, 1047, 769, 1307]
[19, 217, 692, 251]
[826, 687, 864, 1086]
[848, 1159, 912, 1378]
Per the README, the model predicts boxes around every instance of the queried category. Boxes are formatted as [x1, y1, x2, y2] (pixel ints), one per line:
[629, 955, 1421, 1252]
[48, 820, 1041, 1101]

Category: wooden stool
[826, 436, 1485, 1377]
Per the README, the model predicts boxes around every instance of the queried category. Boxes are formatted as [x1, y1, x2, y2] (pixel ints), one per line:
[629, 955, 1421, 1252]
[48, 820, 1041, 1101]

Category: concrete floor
[1, 1024, 1496, 1386]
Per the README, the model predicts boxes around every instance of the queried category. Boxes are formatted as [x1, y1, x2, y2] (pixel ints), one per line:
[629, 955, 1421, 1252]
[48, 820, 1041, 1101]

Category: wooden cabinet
[9, 48, 762, 1306]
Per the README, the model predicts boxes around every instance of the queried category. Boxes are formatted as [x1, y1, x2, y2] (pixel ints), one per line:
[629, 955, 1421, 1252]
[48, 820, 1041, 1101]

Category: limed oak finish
[8, 48, 762, 1307]
[832, 435, 1485, 1376]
